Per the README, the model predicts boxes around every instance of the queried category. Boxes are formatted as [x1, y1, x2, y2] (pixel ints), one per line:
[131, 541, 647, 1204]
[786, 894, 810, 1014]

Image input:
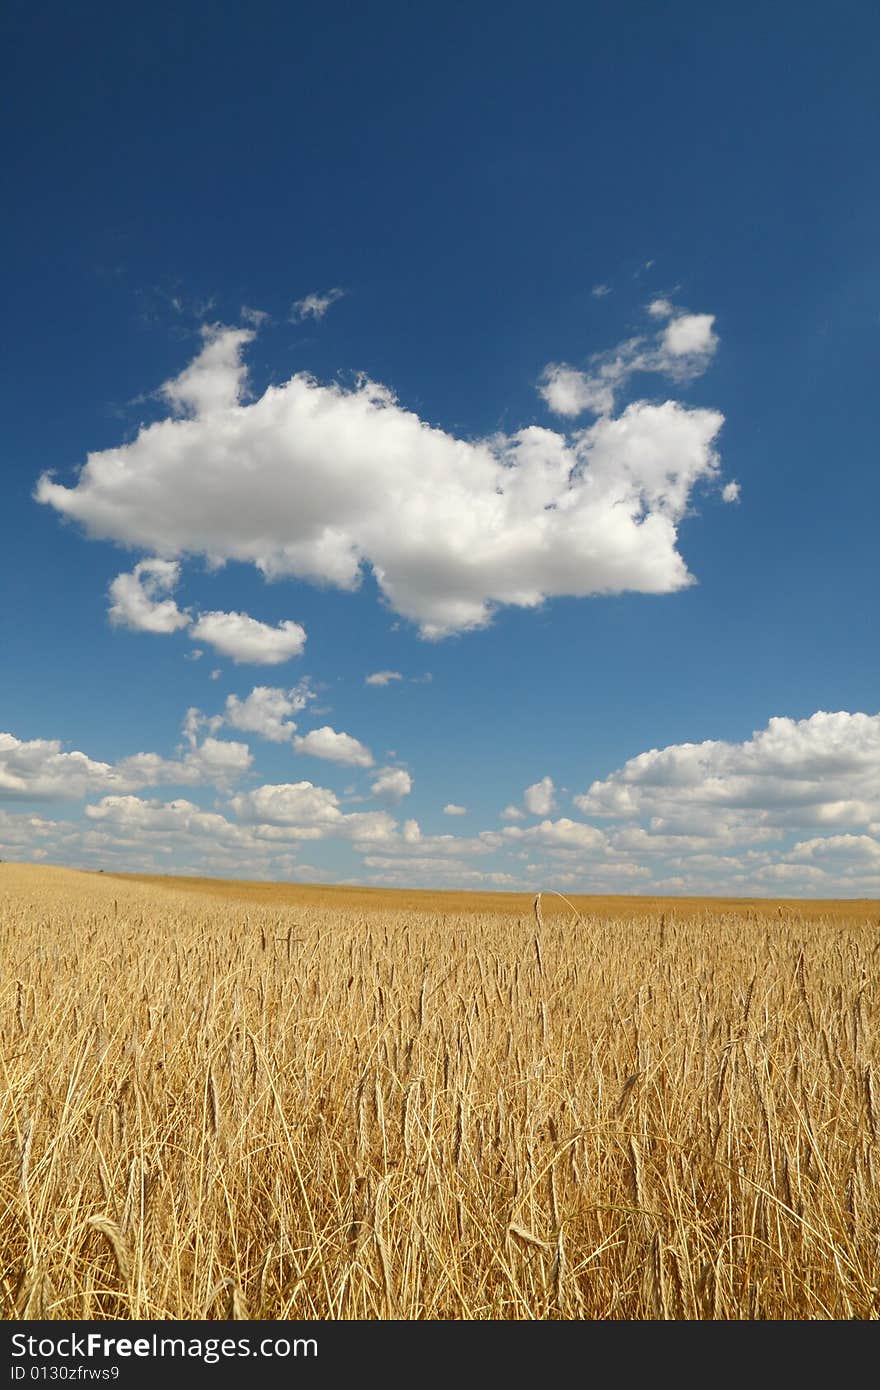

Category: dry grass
[1, 862, 878, 1320]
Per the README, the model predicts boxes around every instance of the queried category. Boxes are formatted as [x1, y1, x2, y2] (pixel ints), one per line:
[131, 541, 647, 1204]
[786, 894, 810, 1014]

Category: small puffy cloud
[189, 610, 306, 664]
[591, 283, 612, 298]
[223, 683, 313, 741]
[370, 767, 413, 802]
[365, 670, 403, 686]
[37, 322, 725, 641]
[662, 313, 716, 358]
[108, 559, 190, 634]
[501, 804, 525, 820]
[537, 365, 615, 418]
[294, 726, 374, 767]
[524, 776, 556, 816]
[443, 803, 467, 816]
[722, 480, 741, 504]
[538, 302, 719, 419]
[290, 288, 345, 322]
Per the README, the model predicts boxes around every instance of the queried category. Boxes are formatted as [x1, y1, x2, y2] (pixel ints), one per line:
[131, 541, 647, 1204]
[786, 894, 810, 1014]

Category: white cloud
[161, 324, 254, 417]
[722, 480, 741, 503]
[524, 776, 556, 816]
[662, 313, 716, 358]
[119, 736, 252, 790]
[365, 670, 403, 686]
[0, 735, 120, 800]
[376, 822, 492, 859]
[87, 794, 241, 842]
[37, 323, 725, 640]
[0, 731, 250, 800]
[0, 808, 58, 853]
[538, 302, 719, 420]
[189, 610, 306, 664]
[575, 711, 880, 837]
[293, 726, 374, 767]
[785, 834, 880, 868]
[290, 288, 345, 322]
[108, 559, 190, 634]
[229, 780, 340, 827]
[230, 782, 395, 842]
[361, 856, 519, 888]
[501, 804, 525, 821]
[370, 767, 413, 802]
[591, 283, 612, 298]
[537, 365, 616, 418]
[502, 817, 607, 850]
[222, 683, 313, 741]
[443, 803, 467, 816]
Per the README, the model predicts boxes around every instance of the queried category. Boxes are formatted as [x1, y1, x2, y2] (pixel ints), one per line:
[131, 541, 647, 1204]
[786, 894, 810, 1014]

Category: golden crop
[1, 864, 878, 1319]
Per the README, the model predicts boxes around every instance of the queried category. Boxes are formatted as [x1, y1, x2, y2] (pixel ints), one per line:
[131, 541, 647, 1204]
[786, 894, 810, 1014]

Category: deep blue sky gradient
[2, 1, 878, 889]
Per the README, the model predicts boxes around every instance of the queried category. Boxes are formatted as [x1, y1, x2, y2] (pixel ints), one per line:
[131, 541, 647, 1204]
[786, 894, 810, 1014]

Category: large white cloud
[107, 559, 190, 634]
[189, 610, 306, 664]
[36, 323, 726, 639]
[575, 711, 880, 836]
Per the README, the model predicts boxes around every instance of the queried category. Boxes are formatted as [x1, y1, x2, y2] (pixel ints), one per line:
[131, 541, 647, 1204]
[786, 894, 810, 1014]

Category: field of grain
[1, 863, 878, 1319]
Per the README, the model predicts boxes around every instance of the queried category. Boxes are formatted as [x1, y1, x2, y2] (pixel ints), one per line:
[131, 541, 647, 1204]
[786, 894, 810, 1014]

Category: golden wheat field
[1, 862, 878, 1320]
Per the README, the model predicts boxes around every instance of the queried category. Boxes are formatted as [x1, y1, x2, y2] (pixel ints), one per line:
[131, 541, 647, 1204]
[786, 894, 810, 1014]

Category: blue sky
[2, 0, 879, 895]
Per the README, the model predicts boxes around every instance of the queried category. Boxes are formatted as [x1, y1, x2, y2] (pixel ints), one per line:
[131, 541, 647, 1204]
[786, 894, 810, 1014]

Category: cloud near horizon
[37, 319, 728, 639]
[575, 711, 880, 838]
[2, 710, 879, 896]
[0, 731, 251, 800]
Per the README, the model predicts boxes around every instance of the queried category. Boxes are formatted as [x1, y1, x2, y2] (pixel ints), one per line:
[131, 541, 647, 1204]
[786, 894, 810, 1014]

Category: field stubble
[1, 864, 878, 1319]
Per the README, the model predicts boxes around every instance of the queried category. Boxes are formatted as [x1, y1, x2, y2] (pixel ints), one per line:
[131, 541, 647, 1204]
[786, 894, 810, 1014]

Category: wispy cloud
[365, 670, 403, 686]
[538, 300, 718, 419]
[290, 288, 345, 322]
